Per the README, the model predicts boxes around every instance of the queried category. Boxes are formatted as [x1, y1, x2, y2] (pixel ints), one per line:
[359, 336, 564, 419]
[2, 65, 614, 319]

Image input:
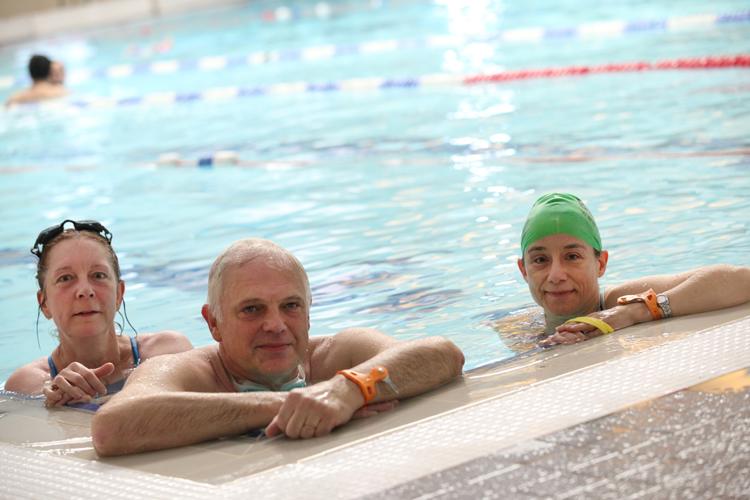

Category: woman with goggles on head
[4, 220, 193, 406]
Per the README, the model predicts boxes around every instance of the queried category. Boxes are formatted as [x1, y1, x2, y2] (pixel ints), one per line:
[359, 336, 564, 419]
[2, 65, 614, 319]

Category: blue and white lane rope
[16, 55, 749, 111]
[0, 10, 748, 89]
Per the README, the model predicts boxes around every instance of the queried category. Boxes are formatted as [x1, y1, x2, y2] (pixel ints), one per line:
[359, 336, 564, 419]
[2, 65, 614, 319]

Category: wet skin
[40, 238, 123, 340]
[203, 258, 311, 388]
[517, 233, 608, 318]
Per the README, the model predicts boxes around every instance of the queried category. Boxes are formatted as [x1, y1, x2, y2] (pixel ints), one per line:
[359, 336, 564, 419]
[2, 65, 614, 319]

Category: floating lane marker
[198, 56, 229, 71]
[578, 21, 627, 38]
[143, 91, 178, 105]
[302, 45, 338, 61]
[338, 77, 386, 91]
[19, 55, 749, 110]
[201, 86, 240, 101]
[668, 13, 722, 30]
[150, 60, 180, 74]
[268, 81, 308, 95]
[106, 64, 134, 78]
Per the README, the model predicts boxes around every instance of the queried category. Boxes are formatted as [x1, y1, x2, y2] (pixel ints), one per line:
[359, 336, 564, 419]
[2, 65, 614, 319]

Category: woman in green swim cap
[517, 193, 750, 345]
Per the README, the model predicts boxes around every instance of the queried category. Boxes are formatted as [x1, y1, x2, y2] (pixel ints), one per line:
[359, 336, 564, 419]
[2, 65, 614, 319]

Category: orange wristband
[336, 366, 391, 403]
[617, 288, 663, 320]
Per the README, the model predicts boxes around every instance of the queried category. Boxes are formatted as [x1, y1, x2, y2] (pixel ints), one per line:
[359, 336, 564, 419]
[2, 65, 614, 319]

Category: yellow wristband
[565, 316, 615, 335]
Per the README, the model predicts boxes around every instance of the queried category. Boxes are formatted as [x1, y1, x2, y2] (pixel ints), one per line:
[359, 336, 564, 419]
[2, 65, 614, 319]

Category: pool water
[1, 0, 749, 383]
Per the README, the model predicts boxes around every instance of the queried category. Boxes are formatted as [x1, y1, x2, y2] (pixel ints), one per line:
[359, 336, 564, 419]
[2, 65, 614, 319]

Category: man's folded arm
[91, 349, 285, 457]
[318, 328, 465, 402]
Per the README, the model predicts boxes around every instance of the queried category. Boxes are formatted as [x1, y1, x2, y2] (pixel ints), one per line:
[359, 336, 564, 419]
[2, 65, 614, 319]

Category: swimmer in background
[511, 193, 750, 346]
[91, 238, 464, 456]
[5, 55, 69, 107]
[154, 151, 310, 169]
[4, 220, 193, 405]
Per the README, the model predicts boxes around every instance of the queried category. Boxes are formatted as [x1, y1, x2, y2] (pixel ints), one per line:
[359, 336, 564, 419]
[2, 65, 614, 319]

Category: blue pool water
[1, 0, 749, 383]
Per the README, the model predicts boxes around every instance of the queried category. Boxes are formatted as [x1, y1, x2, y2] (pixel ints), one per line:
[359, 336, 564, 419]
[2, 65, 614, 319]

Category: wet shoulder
[133, 331, 193, 360]
[307, 335, 336, 383]
[197, 344, 235, 392]
[136, 345, 222, 392]
[3, 356, 50, 394]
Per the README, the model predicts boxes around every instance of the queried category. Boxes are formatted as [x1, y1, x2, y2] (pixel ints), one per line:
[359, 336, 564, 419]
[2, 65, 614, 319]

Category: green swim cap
[520, 193, 602, 255]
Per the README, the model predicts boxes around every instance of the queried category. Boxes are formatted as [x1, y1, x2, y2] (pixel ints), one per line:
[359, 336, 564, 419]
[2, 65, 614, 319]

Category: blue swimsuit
[47, 336, 141, 394]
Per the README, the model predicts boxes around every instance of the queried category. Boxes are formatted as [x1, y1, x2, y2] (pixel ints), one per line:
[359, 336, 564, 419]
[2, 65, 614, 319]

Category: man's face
[206, 258, 310, 386]
[50, 62, 65, 84]
[517, 233, 608, 317]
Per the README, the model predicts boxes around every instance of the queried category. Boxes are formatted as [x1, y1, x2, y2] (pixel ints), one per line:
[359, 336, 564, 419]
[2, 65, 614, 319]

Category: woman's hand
[44, 362, 115, 407]
[539, 304, 648, 347]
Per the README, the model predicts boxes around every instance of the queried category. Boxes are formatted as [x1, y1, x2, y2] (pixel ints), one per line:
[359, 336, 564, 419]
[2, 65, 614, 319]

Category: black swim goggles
[30, 219, 113, 258]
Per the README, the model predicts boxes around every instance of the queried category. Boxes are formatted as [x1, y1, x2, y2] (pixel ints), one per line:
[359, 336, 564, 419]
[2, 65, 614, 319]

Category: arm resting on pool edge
[92, 333, 465, 454]
[91, 348, 286, 457]
[547, 265, 750, 344]
[265, 329, 466, 438]
[324, 329, 466, 401]
[602, 264, 750, 317]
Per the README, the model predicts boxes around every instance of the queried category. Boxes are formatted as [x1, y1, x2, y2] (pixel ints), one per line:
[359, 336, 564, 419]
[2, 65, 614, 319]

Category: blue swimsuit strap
[129, 336, 141, 367]
[47, 336, 140, 378]
[47, 355, 58, 378]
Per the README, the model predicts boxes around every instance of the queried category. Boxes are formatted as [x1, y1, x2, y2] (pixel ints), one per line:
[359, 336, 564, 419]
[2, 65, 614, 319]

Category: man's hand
[265, 375, 366, 439]
[352, 400, 399, 419]
[539, 303, 649, 347]
[44, 362, 115, 407]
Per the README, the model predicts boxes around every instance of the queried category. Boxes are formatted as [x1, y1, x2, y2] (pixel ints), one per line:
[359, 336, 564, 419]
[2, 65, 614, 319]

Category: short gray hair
[207, 238, 311, 321]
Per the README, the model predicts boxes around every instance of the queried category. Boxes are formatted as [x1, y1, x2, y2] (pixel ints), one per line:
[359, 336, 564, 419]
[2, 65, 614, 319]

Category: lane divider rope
[239, 0, 408, 25]
[17, 54, 750, 110]
[0, 10, 747, 89]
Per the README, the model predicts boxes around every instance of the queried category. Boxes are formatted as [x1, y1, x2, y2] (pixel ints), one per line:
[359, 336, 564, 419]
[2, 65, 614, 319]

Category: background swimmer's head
[206, 238, 311, 322]
[520, 192, 602, 258]
[28, 54, 52, 82]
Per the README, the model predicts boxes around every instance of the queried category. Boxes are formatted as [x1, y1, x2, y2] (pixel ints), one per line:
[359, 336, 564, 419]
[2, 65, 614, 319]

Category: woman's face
[39, 237, 124, 340]
[517, 233, 608, 317]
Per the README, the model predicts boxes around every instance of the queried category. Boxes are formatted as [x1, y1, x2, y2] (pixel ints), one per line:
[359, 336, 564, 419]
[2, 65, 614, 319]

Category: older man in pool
[516, 193, 750, 346]
[92, 238, 464, 456]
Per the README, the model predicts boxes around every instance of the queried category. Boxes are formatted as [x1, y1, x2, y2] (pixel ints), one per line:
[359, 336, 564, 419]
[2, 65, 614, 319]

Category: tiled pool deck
[1, 303, 749, 499]
[368, 370, 750, 499]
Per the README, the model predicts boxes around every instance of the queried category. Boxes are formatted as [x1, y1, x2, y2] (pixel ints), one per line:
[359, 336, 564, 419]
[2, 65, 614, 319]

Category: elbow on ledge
[90, 406, 128, 457]
[431, 336, 465, 377]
